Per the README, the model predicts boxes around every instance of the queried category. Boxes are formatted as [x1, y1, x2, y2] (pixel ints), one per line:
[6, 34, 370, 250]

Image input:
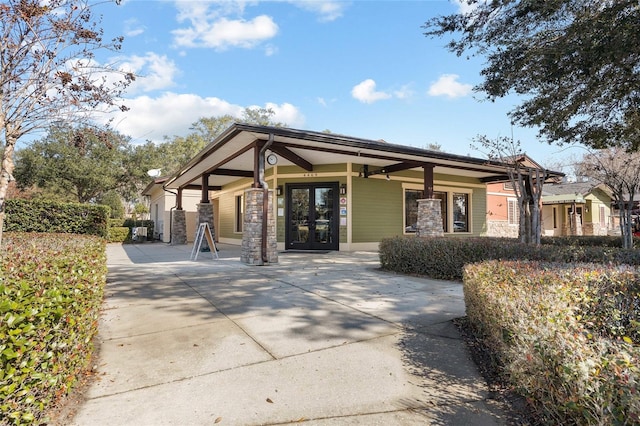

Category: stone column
[416, 198, 444, 237]
[197, 203, 215, 249]
[241, 188, 278, 265]
[171, 209, 187, 245]
[570, 213, 583, 236]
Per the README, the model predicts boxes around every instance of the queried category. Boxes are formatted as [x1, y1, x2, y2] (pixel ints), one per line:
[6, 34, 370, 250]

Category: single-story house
[541, 180, 613, 236]
[142, 177, 201, 242]
[484, 155, 555, 238]
[156, 123, 562, 264]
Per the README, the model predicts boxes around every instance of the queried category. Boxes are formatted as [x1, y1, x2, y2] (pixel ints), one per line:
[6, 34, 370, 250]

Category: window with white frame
[507, 198, 519, 226]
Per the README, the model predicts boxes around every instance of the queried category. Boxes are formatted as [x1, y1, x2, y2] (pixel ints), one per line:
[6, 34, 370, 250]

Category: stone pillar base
[171, 209, 187, 245]
[197, 203, 215, 249]
[416, 199, 444, 237]
[241, 188, 278, 265]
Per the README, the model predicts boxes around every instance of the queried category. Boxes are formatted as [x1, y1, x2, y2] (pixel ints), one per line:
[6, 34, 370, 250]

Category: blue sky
[93, 0, 582, 169]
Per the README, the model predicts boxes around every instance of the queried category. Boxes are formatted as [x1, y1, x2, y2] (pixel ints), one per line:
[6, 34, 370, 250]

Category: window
[553, 207, 558, 229]
[453, 193, 469, 232]
[235, 195, 244, 232]
[404, 190, 447, 233]
[507, 198, 519, 226]
[599, 206, 606, 228]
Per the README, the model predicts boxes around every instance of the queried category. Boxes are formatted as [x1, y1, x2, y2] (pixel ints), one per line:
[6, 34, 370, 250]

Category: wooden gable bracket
[269, 142, 313, 171]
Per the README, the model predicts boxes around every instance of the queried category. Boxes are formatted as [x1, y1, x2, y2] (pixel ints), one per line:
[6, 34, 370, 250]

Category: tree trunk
[0, 134, 18, 247]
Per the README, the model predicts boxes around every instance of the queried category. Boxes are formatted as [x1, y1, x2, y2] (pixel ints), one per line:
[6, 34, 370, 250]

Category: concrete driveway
[71, 243, 509, 425]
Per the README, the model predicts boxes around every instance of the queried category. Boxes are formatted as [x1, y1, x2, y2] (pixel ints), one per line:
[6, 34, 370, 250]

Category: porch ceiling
[163, 124, 554, 191]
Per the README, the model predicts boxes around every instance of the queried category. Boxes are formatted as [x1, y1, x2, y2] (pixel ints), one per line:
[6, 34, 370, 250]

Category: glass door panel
[290, 188, 310, 244]
[286, 183, 338, 250]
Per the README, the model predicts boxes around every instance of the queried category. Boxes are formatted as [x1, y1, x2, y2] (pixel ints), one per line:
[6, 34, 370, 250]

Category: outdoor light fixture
[340, 184, 347, 195]
[386, 174, 390, 181]
[276, 186, 283, 196]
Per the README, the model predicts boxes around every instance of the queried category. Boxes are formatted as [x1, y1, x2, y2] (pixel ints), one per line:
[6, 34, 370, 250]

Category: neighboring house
[485, 155, 560, 238]
[142, 177, 202, 243]
[541, 180, 613, 236]
[485, 180, 520, 238]
[154, 124, 562, 263]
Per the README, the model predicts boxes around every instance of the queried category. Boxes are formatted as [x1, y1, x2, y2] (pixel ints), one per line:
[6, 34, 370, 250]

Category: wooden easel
[190, 223, 219, 261]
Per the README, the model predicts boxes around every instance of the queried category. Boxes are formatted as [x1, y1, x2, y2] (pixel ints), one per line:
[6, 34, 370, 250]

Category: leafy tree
[99, 190, 124, 219]
[14, 124, 132, 203]
[424, 1, 640, 151]
[474, 135, 550, 245]
[0, 0, 132, 243]
[576, 147, 640, 248]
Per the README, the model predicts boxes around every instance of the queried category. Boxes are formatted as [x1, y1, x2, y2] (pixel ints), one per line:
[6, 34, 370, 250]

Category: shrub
[379, 236, 640, 280]
[4, 200, 108, 238]
[107, 227, 130, 243]
[464, 261, 640, 425]
[0, 233, 107, 424]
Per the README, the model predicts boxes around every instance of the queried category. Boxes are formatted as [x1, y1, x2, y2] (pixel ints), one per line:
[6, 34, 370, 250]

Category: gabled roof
[542, 180, 611, 204]
[162, 123, 564, 191]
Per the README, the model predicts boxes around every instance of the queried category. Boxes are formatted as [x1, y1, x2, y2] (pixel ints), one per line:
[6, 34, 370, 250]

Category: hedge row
[379, 236, 640, 281]
[4, 200, 109, 238]
[464, 261, 639, 425]
[0, 233, 107, 425]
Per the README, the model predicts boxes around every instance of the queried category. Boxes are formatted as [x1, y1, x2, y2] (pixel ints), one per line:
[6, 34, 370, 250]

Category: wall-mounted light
[386, 174, 390, 181]
[276, 185, 283, 197]
[340, 184, 347, 195]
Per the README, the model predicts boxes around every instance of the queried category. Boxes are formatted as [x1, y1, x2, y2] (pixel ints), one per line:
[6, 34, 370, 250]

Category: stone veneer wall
[416, 199, 444, 237]
[241, 188, 278, 265]
[171, 209, 187, 245]
[197, 203, 215, 249]
[486, 221, 519, 238]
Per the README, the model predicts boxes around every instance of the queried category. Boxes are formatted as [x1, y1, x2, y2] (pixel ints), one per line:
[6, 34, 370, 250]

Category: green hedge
[107, 227, 130, 243]
[0, 233, 107, 425]
[379, 236, 640, 281]
[4, 200, 109, 238]
[540, 235, 639, 247]
[464, 261, 639, 424]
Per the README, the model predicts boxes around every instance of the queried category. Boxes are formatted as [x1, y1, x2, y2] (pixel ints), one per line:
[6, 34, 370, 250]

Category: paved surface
[71, 243, 510, 425]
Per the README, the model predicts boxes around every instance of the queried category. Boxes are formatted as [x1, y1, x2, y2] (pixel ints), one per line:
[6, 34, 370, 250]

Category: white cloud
[427, 74, 472, 99]
[264, 102, 305, 127]
[172, 1, 279, 51]
[124, 18, 145, 37]
[289, 1, 348, 22]
[351, 79, 392, 104]
[454, 0, 483, 14]
[117, 53, 179, 94]
[393, 84, 414, 100]
[106, 93, 304, 143]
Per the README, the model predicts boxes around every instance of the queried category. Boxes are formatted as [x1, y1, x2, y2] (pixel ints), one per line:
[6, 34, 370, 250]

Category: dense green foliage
[464, 261, 639, 424]
[424, 0, 640, 151]
[0, 233, 107, 424]
[107, 227, 130, 243]
[4, 200, 109, 238]
[379, 236, 640, 281]
[14, 125, 134, 203]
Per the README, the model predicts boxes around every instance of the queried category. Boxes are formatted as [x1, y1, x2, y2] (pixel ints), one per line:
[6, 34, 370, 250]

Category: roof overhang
[162, 124, 564, 191]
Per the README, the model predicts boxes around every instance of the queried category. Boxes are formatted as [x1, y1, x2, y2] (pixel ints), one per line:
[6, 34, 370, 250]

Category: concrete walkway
[71, 243, 510, 425]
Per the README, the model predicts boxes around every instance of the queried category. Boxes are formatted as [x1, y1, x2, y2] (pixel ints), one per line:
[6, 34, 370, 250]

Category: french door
[286, 183, 339, 251]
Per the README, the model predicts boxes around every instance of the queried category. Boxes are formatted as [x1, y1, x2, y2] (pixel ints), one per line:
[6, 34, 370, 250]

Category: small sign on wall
[340, 207, 347, 216]
[340, 197, 347, 205]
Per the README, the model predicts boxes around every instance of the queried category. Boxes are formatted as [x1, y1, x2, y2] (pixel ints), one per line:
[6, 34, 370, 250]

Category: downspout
[163, 186, 178, 244]
[258, 133, 275, 264]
